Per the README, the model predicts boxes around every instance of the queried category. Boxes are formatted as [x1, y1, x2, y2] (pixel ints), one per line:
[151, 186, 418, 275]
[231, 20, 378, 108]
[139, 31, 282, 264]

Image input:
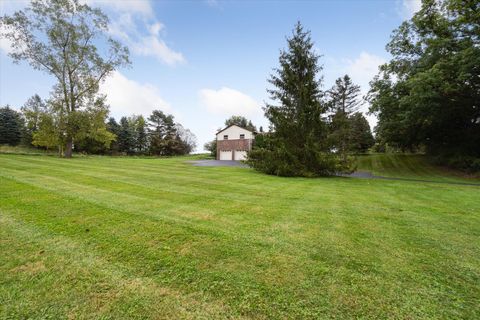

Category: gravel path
[189, 160, 249, 167]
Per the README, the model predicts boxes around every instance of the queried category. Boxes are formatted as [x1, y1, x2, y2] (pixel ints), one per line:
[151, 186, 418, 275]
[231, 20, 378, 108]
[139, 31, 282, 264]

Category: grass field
[357, 153, 480, 183]
[1, 153, 479, 319]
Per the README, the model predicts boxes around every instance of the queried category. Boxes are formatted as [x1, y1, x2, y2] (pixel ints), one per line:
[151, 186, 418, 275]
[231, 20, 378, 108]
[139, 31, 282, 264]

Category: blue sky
[0, 0, 421, 151]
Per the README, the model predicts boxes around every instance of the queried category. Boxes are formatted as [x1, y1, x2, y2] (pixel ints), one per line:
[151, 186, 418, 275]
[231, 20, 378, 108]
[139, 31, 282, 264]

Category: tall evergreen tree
[148, 110, 173, 155]
[133, 115, 148, 154]
[248, 22, 352, 176]
[106, 117, 121, 154]
[118, 117, 135, 154]
[0, 106, 23, 146]
[327, 75, 363, 160]
[349, 112, 375, 153]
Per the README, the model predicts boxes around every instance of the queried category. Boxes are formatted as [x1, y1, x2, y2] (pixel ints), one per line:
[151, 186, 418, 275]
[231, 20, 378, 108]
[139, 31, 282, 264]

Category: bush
[445, 156, 480, 173]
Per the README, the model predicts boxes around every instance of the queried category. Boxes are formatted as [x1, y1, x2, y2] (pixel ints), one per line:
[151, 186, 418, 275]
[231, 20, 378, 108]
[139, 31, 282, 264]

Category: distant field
[0, 154, 479, 319]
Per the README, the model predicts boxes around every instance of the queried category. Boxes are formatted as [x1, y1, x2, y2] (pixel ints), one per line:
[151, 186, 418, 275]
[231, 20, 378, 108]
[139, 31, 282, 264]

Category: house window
[240, 134, 245, 139]
[223, 135, 228, 140]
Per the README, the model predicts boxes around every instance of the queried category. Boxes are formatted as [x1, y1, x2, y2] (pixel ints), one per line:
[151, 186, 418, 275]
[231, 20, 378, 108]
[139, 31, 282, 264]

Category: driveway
[189, 160, 249, 167]
[188, 161, 480, 186]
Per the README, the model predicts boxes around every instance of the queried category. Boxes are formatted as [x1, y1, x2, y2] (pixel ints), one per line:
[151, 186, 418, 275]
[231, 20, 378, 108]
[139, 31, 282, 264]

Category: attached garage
[219, 150, 233, 160]
[234, 150, 247, 161]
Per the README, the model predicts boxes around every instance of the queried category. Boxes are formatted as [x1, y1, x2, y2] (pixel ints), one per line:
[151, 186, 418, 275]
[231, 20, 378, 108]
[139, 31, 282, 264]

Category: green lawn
[1, 154, 479, 319]
[357, 153, 480, 183]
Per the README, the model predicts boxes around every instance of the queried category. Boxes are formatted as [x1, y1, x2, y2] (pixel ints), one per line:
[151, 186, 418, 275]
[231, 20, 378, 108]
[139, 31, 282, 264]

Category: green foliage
[368, 0, 480, 158]
[0, 0, 130, 157]
[349, 112, 375, 153]
[224, 115, 256, 131]
[248, 22, 353, 176]
[0, 106, 23, 146]
[327, 75, 365, 157]
[134, 115, 148, 154]
[203, 140, 217, 157]
[21, 94, 46, 146]
[105, 117, 121, 154]
[118, 117, 136, 155]
[148, 110, 196, 156]
[327, 76, 374, 156]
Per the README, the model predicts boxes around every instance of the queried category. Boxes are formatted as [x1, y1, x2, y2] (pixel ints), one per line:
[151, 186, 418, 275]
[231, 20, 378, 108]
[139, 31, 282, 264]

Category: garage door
[219, 150, 233, 160]
[234, 150, 247, 161]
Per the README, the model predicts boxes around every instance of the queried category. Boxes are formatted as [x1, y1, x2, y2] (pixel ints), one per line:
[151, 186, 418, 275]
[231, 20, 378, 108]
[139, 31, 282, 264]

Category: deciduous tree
[1, 0, 130, 157]
[368, 0, 480, 162]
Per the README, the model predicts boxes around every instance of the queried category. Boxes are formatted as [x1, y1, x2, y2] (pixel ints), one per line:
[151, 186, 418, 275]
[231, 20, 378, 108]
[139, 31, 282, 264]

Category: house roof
[215, 124, 255, 135]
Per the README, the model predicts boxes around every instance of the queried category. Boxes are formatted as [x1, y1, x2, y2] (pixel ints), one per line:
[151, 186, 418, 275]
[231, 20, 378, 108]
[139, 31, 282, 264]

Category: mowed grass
[0, 154, 479, 319]
[357, 153, 480, 183]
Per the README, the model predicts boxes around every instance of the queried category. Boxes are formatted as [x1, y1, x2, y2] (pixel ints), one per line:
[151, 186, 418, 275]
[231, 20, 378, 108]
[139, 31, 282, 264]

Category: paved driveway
[189, 160, 249, 167]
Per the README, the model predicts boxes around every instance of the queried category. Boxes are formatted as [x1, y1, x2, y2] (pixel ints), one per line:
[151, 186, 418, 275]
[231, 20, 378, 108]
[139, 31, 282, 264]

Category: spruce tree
[118, 117, 135, 155]
[106, 117, 121, 154]
[349, 112, 374, 153]
[248, 22, 351, 176]
[327, 75, 362, 160]
[135, 115, 148, 154]
[0, 106, 23, 146]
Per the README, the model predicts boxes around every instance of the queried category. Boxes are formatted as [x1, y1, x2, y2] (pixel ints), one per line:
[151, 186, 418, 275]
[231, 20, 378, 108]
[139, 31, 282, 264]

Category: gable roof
[215, 124, 255, 135]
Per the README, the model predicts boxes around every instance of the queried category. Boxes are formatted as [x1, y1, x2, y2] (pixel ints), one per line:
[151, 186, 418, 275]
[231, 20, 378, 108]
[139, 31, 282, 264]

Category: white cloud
[345, 51, 386, 93]
[1, 0, 184, 66]
[86, 0, 184, 66]
[132, 35, 185, 66]
[100, 71, 172, 118]
[199, 87, 261, 117]
[148, 22, 164, 36]
[108, 15, 184, 65]
[399, 0, 422, 19]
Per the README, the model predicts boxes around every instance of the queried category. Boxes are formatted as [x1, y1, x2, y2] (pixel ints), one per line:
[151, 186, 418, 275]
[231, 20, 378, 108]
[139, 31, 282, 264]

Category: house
[216, 125, 255, 160]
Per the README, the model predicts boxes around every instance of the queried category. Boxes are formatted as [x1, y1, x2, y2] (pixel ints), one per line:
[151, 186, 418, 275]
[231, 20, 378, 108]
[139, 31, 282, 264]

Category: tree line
[0, 98, 196, 156]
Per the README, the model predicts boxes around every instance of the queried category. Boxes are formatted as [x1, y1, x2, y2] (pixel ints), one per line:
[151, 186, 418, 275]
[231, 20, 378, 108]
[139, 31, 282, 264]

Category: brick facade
[216, 139, 252, 160]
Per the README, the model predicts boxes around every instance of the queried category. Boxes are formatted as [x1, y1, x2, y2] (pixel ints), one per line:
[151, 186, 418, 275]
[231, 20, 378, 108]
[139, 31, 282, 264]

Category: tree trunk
[64, 138, 73, 158]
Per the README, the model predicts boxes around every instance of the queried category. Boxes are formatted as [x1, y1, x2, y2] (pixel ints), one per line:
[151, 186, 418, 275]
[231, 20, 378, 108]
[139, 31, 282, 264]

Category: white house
[216, 125, 255, 160]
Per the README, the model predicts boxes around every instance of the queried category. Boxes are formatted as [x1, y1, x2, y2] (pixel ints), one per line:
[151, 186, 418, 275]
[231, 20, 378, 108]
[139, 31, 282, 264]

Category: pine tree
[118, 117, 135, 155]
[135, 115, 148, 154]
[106, 117, 121, 154]
[327, 75, 362, 160]
[248, 22, 351, 176]
[349, 112, 374, 153]
[0, 106, 23, 146]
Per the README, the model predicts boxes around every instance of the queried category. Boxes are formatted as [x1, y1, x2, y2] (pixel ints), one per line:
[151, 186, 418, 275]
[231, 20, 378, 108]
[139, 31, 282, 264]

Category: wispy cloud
[100, 71, 172, 118]
[87, 0, 185, 65]
[345, 51, 386, 93]
[199, 87, 261, 117]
